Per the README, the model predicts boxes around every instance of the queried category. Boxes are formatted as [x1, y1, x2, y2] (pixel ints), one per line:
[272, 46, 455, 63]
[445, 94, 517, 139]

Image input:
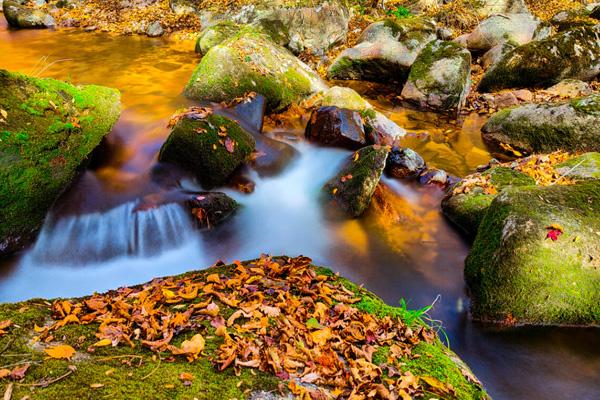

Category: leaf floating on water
[45, 345, 76, 360]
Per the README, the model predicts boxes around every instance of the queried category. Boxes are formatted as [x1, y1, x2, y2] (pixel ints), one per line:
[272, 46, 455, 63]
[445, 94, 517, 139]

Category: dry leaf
[45, 345, 76, 360]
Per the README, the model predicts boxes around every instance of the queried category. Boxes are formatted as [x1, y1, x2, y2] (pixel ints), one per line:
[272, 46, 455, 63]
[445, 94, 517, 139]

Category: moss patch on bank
[0, 257, 488, 399]
[0, 69, 120, 256]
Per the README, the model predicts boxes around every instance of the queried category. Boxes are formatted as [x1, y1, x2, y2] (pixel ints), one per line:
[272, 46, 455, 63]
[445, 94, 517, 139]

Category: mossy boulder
[0, 69, 120, 256]
[323, 145, 389, 217]
[0, 257, 488, 399]
[3, 0, 55, 28]
[465, 181, 600, 325]
[478, 25, 600, 92]
[158, 111, 255, 188]
[442, 167, 535, 238]
[185, 32, 327, 113]
[327, 17, 437, 83]
[550, 7, 599, 31]
[555, 152, 600, 179]
[456, 13, 549, 52]
[481, 94, 600, 155]
[401, 40, 471, 112]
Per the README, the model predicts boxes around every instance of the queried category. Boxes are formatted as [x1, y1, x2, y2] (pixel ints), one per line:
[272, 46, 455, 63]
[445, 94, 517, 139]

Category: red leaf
[546, 229, 562, 241]
[224, 138, 235, 153]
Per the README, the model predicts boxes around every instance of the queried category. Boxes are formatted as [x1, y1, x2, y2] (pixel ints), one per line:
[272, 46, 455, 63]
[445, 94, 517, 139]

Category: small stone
[493, 92, 518, 108]
[305, 106, 366, 150]
[386, 147, 426, 179]
[146, 21, 164, 37]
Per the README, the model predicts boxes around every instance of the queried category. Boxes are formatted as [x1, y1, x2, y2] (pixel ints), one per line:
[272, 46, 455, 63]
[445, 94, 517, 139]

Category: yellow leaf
[0, 109, 7, 119]
[90, 383, 104, 388]
[93, 338, 112, 347]
[34, 324, 47, 333]
[180, 334, 205, 361]
[206, 273, 220, 283]
[162, 288, 176, 299]
[0, 368, 10, 379]
[421, 375, 450, 394]
[310, 328, 331, 346]
[179, 372, 194, 382]
[45, 344, 76, 360]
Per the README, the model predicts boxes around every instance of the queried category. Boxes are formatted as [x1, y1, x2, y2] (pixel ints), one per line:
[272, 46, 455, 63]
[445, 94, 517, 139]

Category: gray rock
[545, 79, 593, 98]
[3, 0, 55, 29]
[386, 147, 426, 179]
[482, 94, 600, 154]
[401, 40, 471, 112]
[481, 41, 517, 70]
[146, 21, 164, 37]
[478, 0, 529, 16]
[478, 25, 600, 92]
[327, 17, 437, 83]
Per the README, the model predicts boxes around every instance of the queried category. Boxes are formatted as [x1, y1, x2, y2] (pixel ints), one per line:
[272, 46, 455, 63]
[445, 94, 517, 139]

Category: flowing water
[0, 20, 599, 399]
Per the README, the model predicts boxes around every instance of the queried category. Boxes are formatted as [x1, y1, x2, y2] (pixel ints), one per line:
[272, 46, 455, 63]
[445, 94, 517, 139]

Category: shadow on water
[0, 20, 598, 400]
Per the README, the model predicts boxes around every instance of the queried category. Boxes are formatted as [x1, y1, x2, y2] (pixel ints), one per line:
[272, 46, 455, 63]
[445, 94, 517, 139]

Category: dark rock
[386, 147, 426, 179]
[323, 145, 389, 217]
[186, 191, 239, 228]
[419, 168, 448, 186]
[305, 106, 366, 150]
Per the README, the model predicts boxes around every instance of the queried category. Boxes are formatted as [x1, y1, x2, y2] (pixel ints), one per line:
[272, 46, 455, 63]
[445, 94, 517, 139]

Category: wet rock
[186, 192, 239, 228]
[327, 17, 437, 83]
[3, 0, 55, 29]
[305, 106, 366, 150]
[481, 42, 517, 70]
[385, 147, 426, 179]
[158, 109, 256, 187]
[323, 145, 389, 217]
[146, 21, 164, 37]
[457, 13, 549, 52]
[477, 0, 529, 16]
[478, 25, 600, 92]
[545, 79, 593, 98]
[0, 69, 121, 256]
[228, 92, 267, 133]
[482, 94, 600, 154]
[184, 31, 327, 113]
[465, 181, 600, 325]
[418, 168, 449, 186]
[401, 40, 471, 112]
[442, 167, 535, 237]
[318, 86, 406, 144]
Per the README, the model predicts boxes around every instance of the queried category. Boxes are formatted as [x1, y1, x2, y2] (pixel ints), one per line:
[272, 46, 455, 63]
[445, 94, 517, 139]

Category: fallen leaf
[93, 338, 112, 347]
[180, 334, 205, 361]
[9, 364, 29, 380]
[90, 383, 104, 388]
[0, 369, 10, 379]
[45, 344, 76, 360]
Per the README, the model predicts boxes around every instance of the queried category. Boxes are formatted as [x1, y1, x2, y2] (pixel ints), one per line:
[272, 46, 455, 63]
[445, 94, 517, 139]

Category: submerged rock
[0, 69, 121, 256]
[158, 108, 256, 187]
[401, 40, 471, 112]
[478, 25, 600, 92]
[482, 94, 600, 154]
[386, 146, 426, 179]
[3, 0, 55, 29]
[185, 31, 327, 113]
[324, 145, 389, 217]
[456, 13, 549, 52]
[327, 17, 437, 83]
[465, 181, 600, 325]
[186, 191, 239, 228]
[305, 106, 366, 150]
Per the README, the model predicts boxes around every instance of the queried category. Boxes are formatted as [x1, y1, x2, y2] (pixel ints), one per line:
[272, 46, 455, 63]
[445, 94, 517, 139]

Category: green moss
[556, 152, 600, 179]
[0, 69, 120, 255]
[465, 181, 600, 325]
[158, 113, 255, 187]
[195, 21, 240, 55]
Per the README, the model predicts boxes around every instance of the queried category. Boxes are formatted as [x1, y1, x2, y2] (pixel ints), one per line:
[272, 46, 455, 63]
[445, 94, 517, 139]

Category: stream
[0, 20, 599, 399]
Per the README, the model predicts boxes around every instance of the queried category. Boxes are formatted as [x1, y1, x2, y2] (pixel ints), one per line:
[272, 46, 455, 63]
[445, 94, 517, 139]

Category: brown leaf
[9, 364, 29, 380]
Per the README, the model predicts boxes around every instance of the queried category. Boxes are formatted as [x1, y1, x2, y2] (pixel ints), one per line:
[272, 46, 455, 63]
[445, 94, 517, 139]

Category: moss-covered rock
[442, 167, 535, 238]
[478, 25, 600, 92]
[327, 16, 437, 83]
[0, 69, 120, 256]
[194, 21, 240, 55]
[323, 145, 389, 217]
[0, 257, 488, 399]
[481, 94, 600, 154]
[555, 152, 600, 179]
[185, 31, 327, 113]
[401, 40, 471, 112]
[550, 7, 598, 31]
[3, 0, 55, 29]
[465, 181, 600, 325]
[158, 111, 255, 188]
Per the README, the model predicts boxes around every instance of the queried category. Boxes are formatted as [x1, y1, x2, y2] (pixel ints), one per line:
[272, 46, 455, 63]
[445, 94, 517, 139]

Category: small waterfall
[28, 201, 196, 265]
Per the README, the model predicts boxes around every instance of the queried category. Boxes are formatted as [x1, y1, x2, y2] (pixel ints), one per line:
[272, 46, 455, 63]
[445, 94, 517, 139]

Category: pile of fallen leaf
[453, 151, 577, 195]
[23, 256, 455, 399]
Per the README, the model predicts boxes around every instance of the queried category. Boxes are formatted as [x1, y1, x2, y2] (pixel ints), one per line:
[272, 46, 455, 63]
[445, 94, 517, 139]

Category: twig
[551, 158, 586, 185]
[95, 355, 143, 362]
[33, 58, 73, 78]
[3, 382, 13, 400]
[140, 357, 161, 380]
[0, 338, 15, 356]
[17, 368, 75, 388]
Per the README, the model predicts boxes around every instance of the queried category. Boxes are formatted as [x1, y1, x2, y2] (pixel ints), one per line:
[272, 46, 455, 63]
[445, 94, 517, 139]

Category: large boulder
[3, 0, 55, 28]
[465, 181, 600, 325]
[158, 108, 256, 187]
[185, 31, 327, 113]
[482, 94, 600, 155]
[456, 13, 550, 52]
[327, 17, 437, 83]
[305, 106, 366, 150]
[401, 40, 471, 112]
[478, 25, 600, 92]
[317, 86, 406, 144]
[0, 69, 120, 256]
[323, 145, 389, 217]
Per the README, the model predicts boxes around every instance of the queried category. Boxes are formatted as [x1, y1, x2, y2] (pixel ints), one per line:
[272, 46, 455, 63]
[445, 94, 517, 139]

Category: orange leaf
[45, 344, 76, 360]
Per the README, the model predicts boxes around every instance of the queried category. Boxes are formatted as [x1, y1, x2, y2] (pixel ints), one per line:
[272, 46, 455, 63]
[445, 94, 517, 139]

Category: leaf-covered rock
[481, 94, 600, 154]
[0, 69, 120, 256]
[323, 145, 389, 217]
[158, 108, 255, 187]
[478, 25, 600, 92]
